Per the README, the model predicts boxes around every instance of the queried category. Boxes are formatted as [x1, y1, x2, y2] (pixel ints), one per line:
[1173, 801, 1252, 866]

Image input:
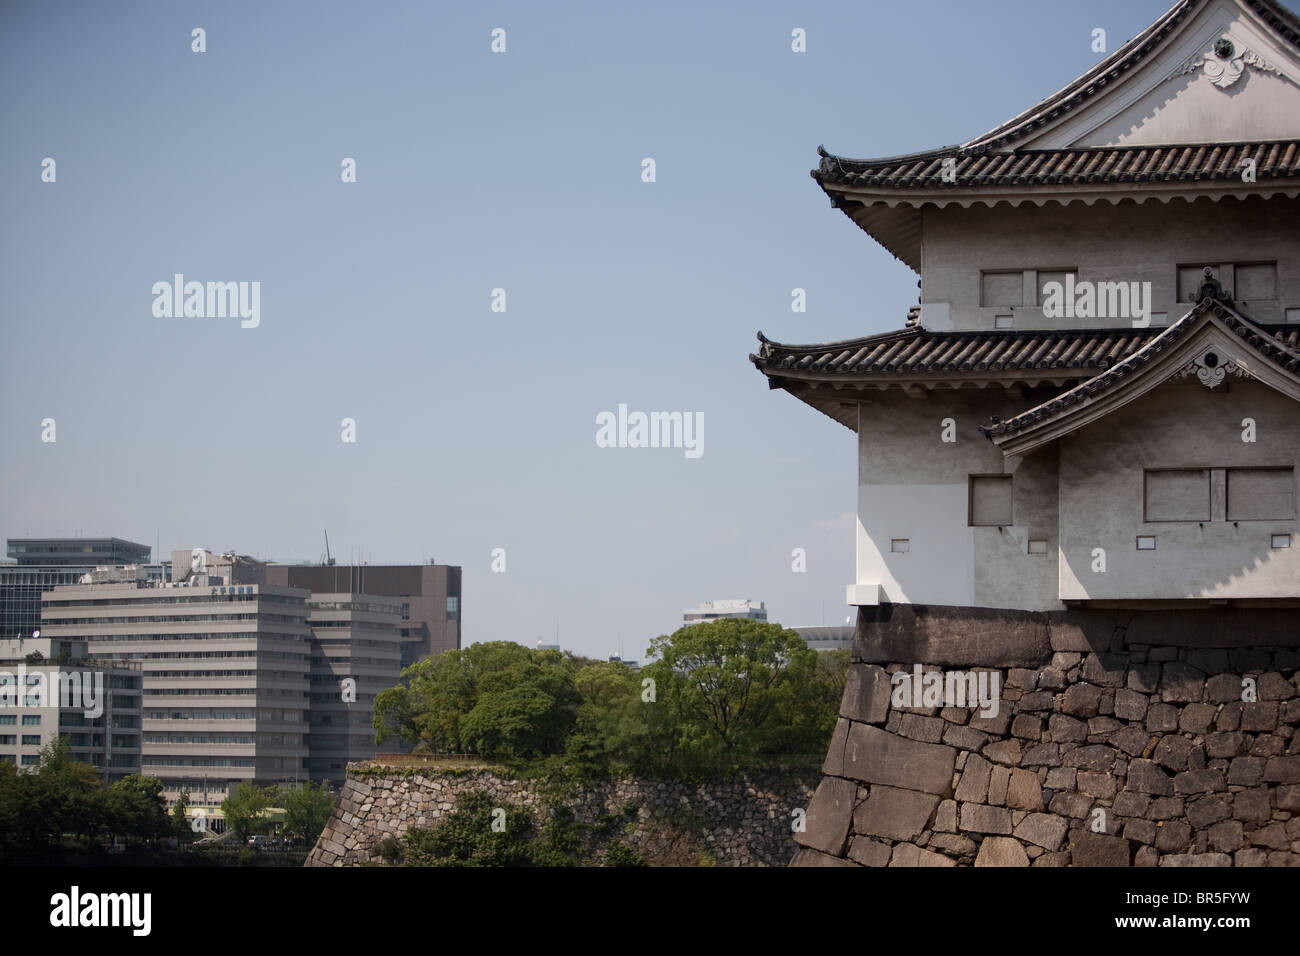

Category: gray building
[7, 537, 150, 567]
[305, 593, 402, 783]
[266, 563, 461, 666]
[0, 634, 143, 783]
[1, 536, 165, 640]
[42, 576, 313, 807]
[682, 599, 768, 624]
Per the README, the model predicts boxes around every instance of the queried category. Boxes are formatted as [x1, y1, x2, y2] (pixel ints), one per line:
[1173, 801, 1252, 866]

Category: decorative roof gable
[981, 285, 1300, 457]
[812, 0, 1300, 267]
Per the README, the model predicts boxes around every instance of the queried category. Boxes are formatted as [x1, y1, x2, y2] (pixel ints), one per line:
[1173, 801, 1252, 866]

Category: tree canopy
[373, 622, 846, 773]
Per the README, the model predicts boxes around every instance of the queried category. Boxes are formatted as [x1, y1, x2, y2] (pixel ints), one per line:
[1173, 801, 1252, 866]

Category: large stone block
[823, 717, 850, 776]
[853, 604, 1050, 667]
[974, 836, 1030, 866]
[1014, 812, 1068, 851]
[852, 785, 940, 842]
[842, 723, 957, 795]
[841, 664, 891, 724]
[790, 848, 860, 867]
[1263, 755, 1300, 784]
[959, 802, 1013, 834]
[846, 837, 892, 867]
[793, 776, 856, 856]
[1070, 832, 1132, 867]
[1128, 759, 1174, 796]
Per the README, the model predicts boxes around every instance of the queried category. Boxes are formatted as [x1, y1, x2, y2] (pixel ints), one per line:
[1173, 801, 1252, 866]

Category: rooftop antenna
[322, 530, 335, 567]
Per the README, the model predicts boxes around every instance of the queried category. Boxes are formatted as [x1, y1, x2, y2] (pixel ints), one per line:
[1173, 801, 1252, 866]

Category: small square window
[1271, 534, 1291, 549]
[1136, 535, 1157, 550]
[1027, 539, 1047, 555]
[994, 314, 1013, 329]
[890, 539, 910, 553]
[970, 475, 1013, 526]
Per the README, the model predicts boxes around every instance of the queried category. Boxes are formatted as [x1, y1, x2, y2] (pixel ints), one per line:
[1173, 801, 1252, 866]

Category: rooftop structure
[265, 563, 461, 666]
[6, 537, 151, 567]
[683, 599, 768, 623]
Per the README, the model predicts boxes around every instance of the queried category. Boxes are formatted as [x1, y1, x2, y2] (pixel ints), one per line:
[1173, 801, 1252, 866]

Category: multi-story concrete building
[40, 578, 313, 806]
[305, 593, 402, 783]
[7, 537, 151, 567]
[266, 563, 461, 666]
[1, 536, 165, 640]
[682, 599, 768, 624]
[0, 634, 142, 783]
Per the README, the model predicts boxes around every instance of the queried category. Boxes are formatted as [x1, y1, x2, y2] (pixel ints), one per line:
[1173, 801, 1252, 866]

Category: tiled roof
[753, 326, 1168, 378]
[813, 141, 1300, 191]
[963, 0, 1300, 153]
[981, 299, 1300, 438]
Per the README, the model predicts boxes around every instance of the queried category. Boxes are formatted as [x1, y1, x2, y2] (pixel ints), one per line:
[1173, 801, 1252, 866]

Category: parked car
[248, 835, 270, 847]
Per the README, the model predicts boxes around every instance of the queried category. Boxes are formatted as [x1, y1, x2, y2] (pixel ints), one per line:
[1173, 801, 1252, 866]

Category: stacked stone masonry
[307, 768, 816, 866]
[792, 605, 1300, 867]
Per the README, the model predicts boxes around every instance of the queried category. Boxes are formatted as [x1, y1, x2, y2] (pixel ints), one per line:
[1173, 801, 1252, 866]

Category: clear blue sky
[1, 0, 1189, 658]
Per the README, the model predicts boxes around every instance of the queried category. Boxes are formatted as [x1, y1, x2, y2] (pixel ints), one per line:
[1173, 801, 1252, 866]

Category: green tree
[33, 736, 108, 847]
[642, 618, 823, 763]
[171, 793, 199, 843]
[282, 781, 335, 846]
[565, 660, 655, 770]
[107, 774, 169, 845]
[375, 641, 581, 759]
[221, 783, 278, 843]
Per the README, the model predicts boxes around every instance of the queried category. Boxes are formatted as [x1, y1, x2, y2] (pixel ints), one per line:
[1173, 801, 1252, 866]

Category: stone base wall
[792, 604, 1300, 867]
[307, 768, 816, 867]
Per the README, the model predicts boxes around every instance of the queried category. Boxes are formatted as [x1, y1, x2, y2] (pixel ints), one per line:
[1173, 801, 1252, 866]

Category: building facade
[265, 563, 461, 666]
[683, 599, 769, 624]
[305, 593, 403, 784]
[0, 634, 143, 783]
[41, 579, 313, 806]
[7, 537, 151, 567]
[756, 0, 1300, 869]
[1, 536, 165, 640]
[753, 0, 1300, 615]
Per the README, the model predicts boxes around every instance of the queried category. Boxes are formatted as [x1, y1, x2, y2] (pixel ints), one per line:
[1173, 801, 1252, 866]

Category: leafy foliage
[374, 623, 843, 775]
[220, 782, 278, 843]
[0, 737, 171, 854]
[282, 780, 335, 845]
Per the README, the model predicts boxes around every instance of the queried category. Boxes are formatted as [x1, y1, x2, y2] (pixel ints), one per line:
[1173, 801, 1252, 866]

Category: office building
[1, 536, 164, 640]
[41, 576, 313, 806]
[305, 593, 402, 784]
[682, 599, 768, 624]
[266, 562, 461, 666]
[7, 537, 151, 567]
[0, 633, 142, 783]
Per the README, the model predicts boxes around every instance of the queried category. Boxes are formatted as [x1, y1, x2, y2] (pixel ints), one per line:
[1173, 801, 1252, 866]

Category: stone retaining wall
[792, 604, 1300, 867]
[307, 767, 817, 866]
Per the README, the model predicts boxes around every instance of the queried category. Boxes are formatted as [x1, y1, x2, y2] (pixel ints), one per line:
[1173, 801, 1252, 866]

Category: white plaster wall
[920, 196, 1300, 332]
[1059, 380, 1300, 600]
[855, 394, 1063, 611]
[1024, 0, 1300, 148]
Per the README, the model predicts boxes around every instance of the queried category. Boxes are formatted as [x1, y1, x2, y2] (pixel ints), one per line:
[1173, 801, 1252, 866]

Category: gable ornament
[1174, 36, 1282, 89]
